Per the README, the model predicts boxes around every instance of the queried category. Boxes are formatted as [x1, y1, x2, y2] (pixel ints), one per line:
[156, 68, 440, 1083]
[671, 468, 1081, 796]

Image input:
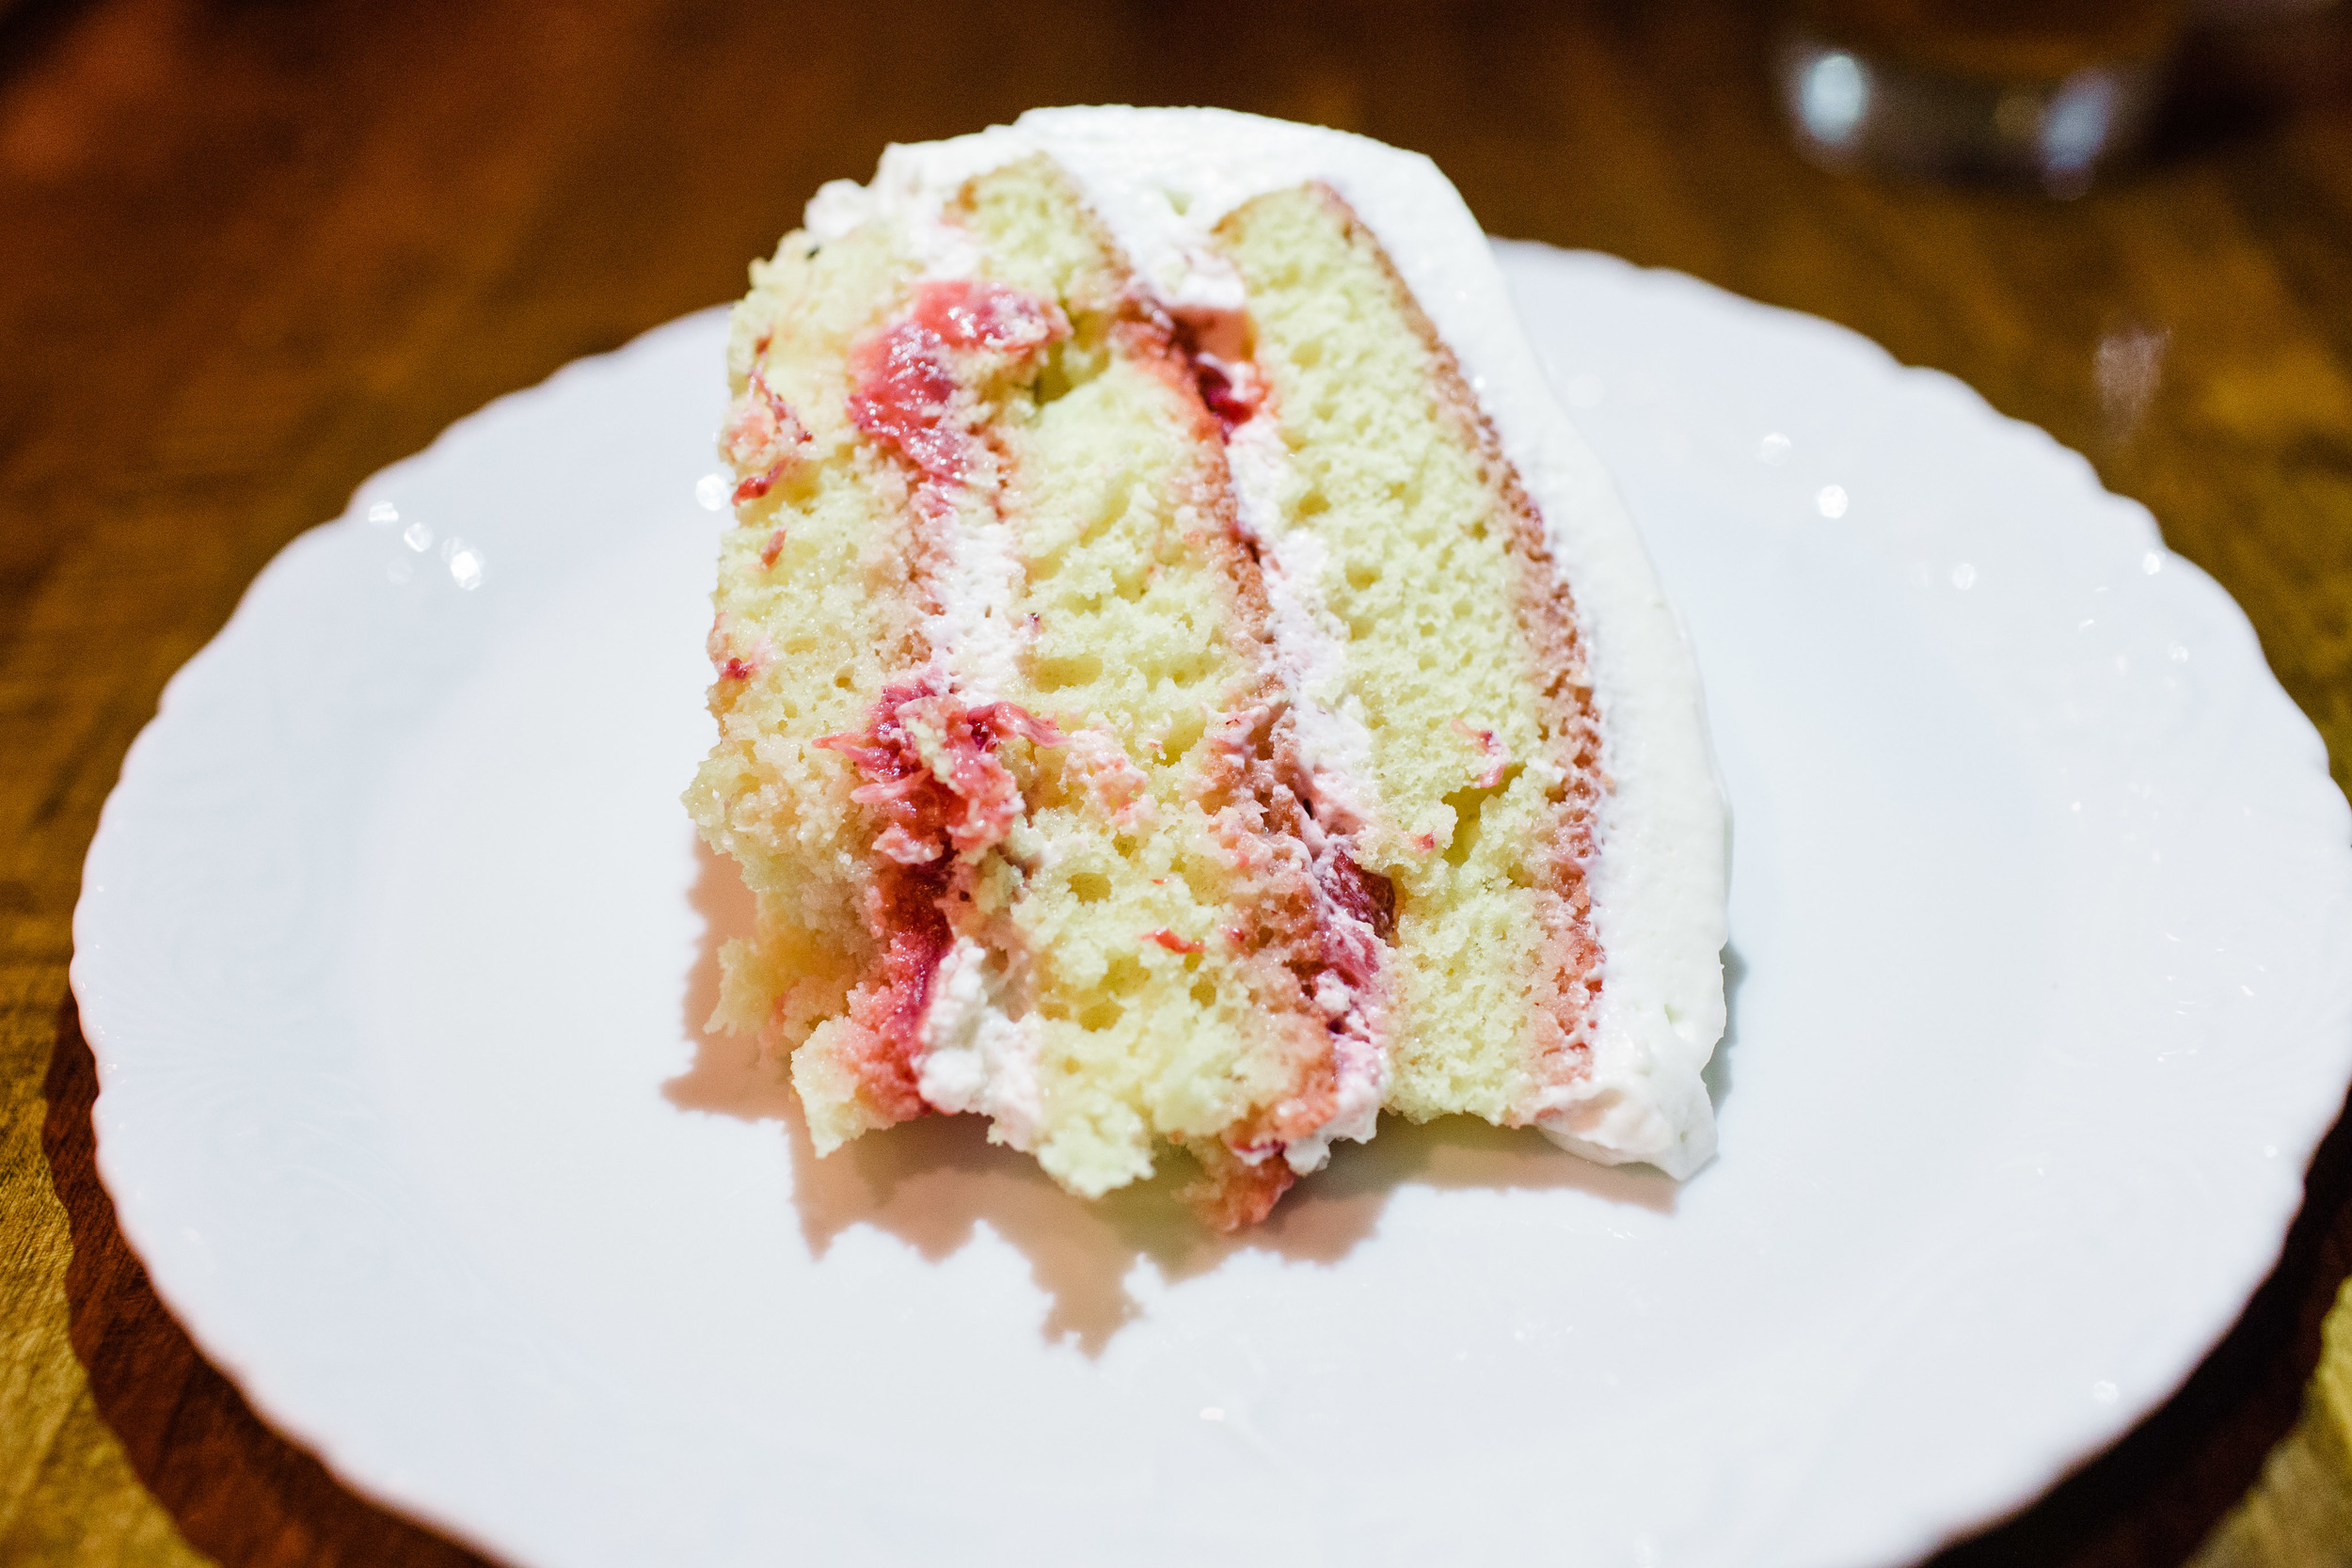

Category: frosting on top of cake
[807, 106, 1728, 1179]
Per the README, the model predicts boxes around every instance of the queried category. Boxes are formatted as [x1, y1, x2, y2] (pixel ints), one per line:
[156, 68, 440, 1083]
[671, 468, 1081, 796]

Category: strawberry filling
[1311, 840, 1396, 994]
[816, 673, 1064, 1119]
[817, 671, 1065, 866]
[847, 280, 1069, 507]
[1190, 354, 1263, 434]
[834, 859, 955, 1123]
[722, 367, 808, 503]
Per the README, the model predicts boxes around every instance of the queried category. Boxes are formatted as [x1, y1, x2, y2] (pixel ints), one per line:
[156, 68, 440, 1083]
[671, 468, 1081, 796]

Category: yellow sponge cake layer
[686, 218, 926, 1100]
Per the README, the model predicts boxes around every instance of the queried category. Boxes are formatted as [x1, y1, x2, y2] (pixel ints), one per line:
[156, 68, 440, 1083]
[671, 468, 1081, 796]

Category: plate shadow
[43, 998, 503, 1568]
[1706, 940, 1746, 1112]
[665, 840, 1683, 1355]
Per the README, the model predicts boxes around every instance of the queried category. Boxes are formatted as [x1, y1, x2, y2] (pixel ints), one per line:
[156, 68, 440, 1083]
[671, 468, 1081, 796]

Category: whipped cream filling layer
[1223, 410, 1380, 837]
[811, 108, 1726, 1180]
[850, 212, 1047, 1132]
[1222, 404, 1389, 1174]
[1281, 815, 1391, 1175]
[880, 213, 1036, 712]
[915, 937, 1043, 1149]
[922, 513, 1027, 708]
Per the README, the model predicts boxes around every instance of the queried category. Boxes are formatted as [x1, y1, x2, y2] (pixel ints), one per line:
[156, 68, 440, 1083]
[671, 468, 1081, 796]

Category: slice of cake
[686, 107, 1727, 1227]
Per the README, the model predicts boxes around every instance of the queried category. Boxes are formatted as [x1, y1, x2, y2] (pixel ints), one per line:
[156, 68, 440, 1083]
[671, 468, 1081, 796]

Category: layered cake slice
[686, 107, 1727, 1227]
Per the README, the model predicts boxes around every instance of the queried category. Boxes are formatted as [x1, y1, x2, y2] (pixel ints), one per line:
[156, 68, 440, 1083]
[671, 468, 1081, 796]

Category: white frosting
[1224, 412, 1381, 837]
[914, 938, 1044, 1149]
[1281, 1037, 1379, 1173]
[813, 107, 1728, 1179]
[922, 514, 1025, 706]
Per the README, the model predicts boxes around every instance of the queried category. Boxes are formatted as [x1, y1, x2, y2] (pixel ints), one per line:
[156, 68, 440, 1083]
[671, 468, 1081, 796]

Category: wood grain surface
[2, 1, 2348, 1562]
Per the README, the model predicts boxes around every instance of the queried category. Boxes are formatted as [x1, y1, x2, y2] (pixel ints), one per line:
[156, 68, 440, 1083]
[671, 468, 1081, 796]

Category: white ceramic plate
[72, 245, 2352, 1568]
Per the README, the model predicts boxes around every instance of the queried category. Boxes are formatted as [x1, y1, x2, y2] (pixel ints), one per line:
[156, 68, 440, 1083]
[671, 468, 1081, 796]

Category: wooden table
[3, 1, 2347, 1561]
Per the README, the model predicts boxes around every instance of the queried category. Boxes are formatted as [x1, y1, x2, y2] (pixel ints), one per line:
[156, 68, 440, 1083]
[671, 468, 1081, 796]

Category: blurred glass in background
[1780, 0, 2339, 191]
